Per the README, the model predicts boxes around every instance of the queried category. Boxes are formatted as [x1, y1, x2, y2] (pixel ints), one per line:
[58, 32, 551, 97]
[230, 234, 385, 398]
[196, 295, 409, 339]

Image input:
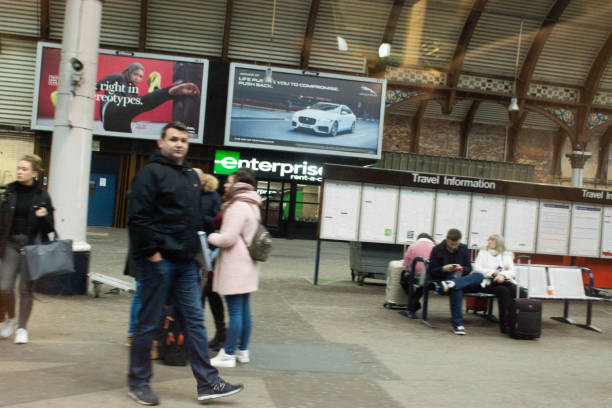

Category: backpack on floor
[156, 306, 187, 366]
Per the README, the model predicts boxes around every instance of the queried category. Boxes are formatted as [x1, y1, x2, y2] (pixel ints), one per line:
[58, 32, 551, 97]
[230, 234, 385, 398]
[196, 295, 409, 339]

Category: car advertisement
[31, 42, 208, 142]
[224, 63, 386, 159]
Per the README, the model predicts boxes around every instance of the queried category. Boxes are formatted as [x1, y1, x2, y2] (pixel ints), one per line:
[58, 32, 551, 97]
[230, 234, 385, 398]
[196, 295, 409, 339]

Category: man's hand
[34, 207, 48, 218]
[148, 252, 162, 263]
[494, 274, 505, 283]
[443, 264, 457, 272]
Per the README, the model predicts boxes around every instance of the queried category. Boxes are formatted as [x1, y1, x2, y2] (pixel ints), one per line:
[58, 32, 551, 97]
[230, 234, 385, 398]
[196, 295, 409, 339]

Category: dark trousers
[128, 259, 219, 393]
[480, 281, 527, 332]
[201, 275, 225, 330]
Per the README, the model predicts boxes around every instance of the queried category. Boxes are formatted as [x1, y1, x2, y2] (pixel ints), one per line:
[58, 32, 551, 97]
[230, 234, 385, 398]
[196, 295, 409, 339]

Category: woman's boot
[208, 324, 226, 351]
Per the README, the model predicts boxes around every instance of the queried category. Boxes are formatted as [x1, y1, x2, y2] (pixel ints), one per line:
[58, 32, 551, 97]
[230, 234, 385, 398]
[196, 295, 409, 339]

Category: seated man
[429, 229, 483, 335]
[401, 233, 435, 314]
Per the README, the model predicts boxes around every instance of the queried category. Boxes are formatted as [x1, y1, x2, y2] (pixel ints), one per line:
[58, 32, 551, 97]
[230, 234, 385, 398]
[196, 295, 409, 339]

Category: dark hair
[446, 228, 462, 242]
[417, 233, 434, 242]
[161, 121, 188, 139]
[231, 167, 257, 187]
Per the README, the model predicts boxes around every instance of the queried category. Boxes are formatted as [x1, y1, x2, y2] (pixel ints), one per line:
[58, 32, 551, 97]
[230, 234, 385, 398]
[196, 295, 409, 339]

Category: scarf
[221, 182, 261, 213]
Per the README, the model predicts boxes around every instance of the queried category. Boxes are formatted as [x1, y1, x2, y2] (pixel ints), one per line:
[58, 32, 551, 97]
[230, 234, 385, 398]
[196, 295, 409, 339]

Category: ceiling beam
[550, 128, 568, 179]
[444, 0, 488, 114]
[514, 0, 570, 114]
[459, 100, 480, 157]
[300, 0, 321, 69]
[507, 111, 527, 163]
[222, 0, 235, 61]
[411, 100, 428, 153]
[371, 0, 405, 75]
[595, 125, 612, 181]
[40, 0, 50, 40]
[138, 0, 148, 51]
[576, 32, 612, 145]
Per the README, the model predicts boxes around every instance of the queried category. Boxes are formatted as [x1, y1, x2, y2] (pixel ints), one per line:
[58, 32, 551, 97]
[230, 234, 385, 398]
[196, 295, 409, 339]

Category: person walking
[193, 168, 226, 351]
[127, 121, 242, 405]
[208, 168, 262, 368]
[0, 154, 55, 344]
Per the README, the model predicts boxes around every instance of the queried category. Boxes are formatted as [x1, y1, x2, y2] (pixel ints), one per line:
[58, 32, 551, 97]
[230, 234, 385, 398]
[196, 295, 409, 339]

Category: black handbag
[23, 235, 75, 282]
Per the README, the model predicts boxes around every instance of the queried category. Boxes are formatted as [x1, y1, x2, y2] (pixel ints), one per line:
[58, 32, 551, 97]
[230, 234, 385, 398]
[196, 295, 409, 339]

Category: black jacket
[200, 190, 221, 235]
[128, 151, 203, 262]
[0, 181, 55, 256]
[428, 241, 472, 280]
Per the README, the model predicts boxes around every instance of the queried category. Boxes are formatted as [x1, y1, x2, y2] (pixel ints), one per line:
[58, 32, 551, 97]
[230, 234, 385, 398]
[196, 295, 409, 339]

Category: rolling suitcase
[509, 256, 542, 340]
[383, 260, 408, 309]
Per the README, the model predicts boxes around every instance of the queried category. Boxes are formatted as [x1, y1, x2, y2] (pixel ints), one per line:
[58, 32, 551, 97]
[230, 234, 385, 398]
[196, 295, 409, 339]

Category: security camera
[70, 57, 83, 72]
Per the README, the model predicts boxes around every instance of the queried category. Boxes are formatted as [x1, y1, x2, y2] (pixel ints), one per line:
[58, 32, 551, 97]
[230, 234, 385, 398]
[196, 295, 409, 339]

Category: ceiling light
[378, 42, 391, 58]
[337, 36, 348, 52]
[508, 97, 519, 112]
[264, 66, 273, 84]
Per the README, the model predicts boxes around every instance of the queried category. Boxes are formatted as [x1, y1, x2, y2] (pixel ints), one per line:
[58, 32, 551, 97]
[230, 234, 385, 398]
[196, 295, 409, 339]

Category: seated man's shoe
[433, 282, 443, 294]
[128, 385, 159, 406]
[443, 280, 456, 291]
[197, 378, 244, 401]
[453, 325, 466, 335]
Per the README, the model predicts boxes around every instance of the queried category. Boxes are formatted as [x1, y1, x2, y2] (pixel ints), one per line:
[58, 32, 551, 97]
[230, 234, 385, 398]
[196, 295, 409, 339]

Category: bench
[88, 272, 136, 298]
[514, 262, 607, 332]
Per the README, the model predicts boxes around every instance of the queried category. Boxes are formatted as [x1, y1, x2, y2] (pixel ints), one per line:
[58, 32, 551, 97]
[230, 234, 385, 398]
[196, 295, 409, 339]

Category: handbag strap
[240, 204, 262, 248]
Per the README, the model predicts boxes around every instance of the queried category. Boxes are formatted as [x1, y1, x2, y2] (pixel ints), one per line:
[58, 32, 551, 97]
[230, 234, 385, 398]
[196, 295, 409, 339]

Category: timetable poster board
[504, 198, 538, 252]
[536, 202, 571, 255]
[359, 184, 399, 243]
[320, 180, 361, 241]
[600, 207, 612, 258]
[396, 188, 435, 244]
[433, 191, 470, 243]
[469, 194, 505, 250]
[569, 205, 602, 257]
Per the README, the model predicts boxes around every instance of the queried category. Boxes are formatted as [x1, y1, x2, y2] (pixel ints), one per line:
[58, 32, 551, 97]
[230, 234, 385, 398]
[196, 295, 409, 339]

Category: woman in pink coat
[208, 167, 262, 368]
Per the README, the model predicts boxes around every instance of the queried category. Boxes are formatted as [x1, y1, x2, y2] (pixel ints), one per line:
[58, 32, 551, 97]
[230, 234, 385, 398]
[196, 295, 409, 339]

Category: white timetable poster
[569, 205, 601, 257]
[469, 195, 505, 249]
[504, 198, 538, 252]
[536, 202, 571, 255]
[320, 180, 361, 241]
[433, 191, 470, 243]
[396, 188, 435, 244]
[600, 207, 612, 258]
[359, 184, 399, 243]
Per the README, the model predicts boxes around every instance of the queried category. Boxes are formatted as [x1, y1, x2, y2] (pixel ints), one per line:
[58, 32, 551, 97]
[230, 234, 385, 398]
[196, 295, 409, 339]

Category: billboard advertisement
[224, 63, 386, 159]
[31, 42, 208, 142]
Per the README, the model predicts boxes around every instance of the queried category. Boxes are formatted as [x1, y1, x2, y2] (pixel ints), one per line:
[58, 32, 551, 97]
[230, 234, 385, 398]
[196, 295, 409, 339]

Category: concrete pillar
[47, 0, 102, 292]
[565, 150, 592, 188]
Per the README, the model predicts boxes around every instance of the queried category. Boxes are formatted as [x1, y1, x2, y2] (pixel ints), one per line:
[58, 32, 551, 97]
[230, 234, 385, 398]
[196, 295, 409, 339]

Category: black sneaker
[197, 378, 244, 402]
[128, 385, 159, 406]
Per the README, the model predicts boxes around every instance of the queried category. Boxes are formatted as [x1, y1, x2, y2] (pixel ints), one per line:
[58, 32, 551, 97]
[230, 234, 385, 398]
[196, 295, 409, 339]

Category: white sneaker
[210, 348, 236, 368]
[14, 328, 28, 344]
[0, 317, 17, 338]
[236, 349, 250, 364]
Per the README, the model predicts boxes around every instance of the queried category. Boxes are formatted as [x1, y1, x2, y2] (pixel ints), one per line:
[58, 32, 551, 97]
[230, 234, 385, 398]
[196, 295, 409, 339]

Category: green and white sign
[214, 150, 323, 182]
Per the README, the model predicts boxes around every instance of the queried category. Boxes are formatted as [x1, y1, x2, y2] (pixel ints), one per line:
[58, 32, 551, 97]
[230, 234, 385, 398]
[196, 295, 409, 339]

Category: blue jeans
[127, 280, 141, 337]
[224, 293, 251, 355]
[443, 273, 484, 328]
[128, 259, 219, 393]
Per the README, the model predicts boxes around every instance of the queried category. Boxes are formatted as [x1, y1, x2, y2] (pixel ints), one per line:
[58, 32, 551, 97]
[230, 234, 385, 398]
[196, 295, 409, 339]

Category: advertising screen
[224, 63, 386, 159]
[31, 42, 208, 142]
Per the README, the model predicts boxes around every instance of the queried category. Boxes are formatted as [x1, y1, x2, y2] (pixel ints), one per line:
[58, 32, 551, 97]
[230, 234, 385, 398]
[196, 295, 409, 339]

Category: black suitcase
[510, 256, 542, 340]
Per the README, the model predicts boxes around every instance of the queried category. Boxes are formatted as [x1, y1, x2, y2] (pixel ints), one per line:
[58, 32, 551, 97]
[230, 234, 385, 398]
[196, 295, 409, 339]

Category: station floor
[0, 226, 611, 408]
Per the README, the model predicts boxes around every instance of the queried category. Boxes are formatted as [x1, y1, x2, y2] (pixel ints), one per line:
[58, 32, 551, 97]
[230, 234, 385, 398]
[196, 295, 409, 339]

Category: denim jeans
[224, 293, 251, 355]
[444, 273, 484, 328]
[128, 259, 219, 393]
[127, 280, 141, 337]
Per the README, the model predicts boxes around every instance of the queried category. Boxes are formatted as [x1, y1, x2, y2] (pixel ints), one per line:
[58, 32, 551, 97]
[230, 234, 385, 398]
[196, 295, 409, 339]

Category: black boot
[208, 326, 226, 351]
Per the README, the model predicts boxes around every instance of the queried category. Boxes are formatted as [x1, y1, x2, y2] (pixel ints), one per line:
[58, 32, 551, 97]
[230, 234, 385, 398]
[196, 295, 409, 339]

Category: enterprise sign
[214, 150, 323, 182]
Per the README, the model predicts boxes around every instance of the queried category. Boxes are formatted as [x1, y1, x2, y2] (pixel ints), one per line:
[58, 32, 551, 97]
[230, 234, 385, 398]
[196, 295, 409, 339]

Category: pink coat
[403, 238, 435, 276]
[208, 193, 261, 295]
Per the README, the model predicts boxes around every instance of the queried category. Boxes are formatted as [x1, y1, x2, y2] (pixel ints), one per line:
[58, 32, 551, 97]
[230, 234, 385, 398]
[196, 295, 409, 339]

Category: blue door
[87, 173, 117, 226]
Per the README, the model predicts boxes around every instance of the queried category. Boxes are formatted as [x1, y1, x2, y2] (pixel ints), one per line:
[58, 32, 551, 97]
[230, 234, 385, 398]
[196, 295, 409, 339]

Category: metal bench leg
[483, 297, 498, 323]
[551, 300, 576, 325]
[575, 300, 602, 333]
[420, 286, 434, 328]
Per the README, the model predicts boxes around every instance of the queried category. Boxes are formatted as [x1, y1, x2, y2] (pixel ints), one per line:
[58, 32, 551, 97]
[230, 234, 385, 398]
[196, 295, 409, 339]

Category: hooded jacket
[0, 181, 54, 256]
[128, 151, 202, 262]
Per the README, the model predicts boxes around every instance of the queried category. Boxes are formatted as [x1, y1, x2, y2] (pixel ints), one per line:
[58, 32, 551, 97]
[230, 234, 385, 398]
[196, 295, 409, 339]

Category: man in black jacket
[429, 229, 483, 335]
[127, 121, 243, 405]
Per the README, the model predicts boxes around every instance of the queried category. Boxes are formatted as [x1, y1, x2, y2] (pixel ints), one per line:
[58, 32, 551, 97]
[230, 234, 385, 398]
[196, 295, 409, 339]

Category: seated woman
[472, 234, 524, 334]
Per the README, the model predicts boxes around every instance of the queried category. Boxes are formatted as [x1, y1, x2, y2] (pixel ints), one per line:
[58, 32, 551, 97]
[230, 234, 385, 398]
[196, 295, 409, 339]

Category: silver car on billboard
[291, 102, 356, 137]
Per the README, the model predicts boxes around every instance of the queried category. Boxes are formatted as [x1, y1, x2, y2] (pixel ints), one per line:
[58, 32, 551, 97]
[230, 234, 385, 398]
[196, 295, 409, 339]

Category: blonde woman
[0, 155, 55, 344]
[472, 234, 523, 333]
